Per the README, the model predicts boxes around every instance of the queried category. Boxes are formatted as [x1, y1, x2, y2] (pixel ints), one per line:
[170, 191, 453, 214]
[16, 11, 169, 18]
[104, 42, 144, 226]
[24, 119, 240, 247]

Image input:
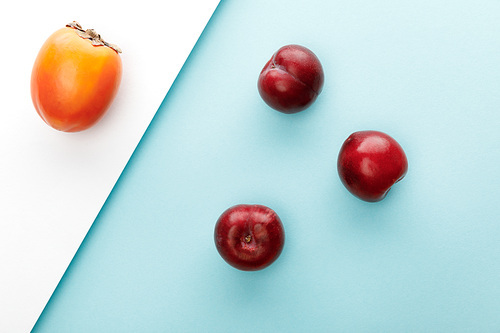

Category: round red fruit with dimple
[258, 44, 324, 114]
[337, 130, 408, 202]
[214, 204, 285, 271]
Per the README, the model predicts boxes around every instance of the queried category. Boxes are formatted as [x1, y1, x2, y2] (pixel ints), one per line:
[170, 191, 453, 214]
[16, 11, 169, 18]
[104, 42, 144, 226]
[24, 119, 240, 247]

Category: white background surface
[0, 1, 220, 332]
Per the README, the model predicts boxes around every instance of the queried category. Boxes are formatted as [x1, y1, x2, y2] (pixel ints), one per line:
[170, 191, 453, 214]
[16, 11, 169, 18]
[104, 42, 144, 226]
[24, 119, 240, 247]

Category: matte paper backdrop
[34, 0, 500, 332]
[0, 1, 219, 332]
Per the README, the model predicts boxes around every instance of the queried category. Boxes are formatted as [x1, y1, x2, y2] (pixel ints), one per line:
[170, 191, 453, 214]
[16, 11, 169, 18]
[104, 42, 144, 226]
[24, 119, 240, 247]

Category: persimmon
[31, 22, 122, 132]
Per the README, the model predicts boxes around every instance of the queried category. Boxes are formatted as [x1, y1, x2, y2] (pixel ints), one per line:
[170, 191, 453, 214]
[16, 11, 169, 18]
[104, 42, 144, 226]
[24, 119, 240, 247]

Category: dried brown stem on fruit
[66, 21, 122, 53]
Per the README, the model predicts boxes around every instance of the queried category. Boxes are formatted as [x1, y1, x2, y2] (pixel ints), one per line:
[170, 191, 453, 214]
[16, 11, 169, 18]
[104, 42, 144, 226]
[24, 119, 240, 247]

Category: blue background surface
[33, 0, 500, 331]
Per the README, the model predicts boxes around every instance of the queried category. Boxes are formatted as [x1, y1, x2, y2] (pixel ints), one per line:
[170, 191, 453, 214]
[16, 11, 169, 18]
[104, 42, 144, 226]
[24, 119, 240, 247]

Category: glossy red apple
[214, 204, 285, 271]
[337, 131, 408, 202]
[258, 44, 324, 114]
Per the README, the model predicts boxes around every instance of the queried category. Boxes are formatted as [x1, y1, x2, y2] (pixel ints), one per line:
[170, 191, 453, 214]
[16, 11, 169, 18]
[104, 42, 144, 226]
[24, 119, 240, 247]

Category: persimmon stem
[66, 21, 122, 54]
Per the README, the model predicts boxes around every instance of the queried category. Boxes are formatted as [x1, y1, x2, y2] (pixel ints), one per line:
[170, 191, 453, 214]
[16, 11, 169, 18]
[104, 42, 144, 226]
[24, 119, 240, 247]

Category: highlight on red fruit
[258, 44, 324, 114]
[214, 204, 285, 271]
[337, 130, 408, 202]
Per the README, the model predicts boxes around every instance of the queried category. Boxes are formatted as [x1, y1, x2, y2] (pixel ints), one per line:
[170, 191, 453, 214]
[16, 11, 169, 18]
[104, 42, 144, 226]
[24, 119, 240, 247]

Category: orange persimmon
[31, 22, 122, 132]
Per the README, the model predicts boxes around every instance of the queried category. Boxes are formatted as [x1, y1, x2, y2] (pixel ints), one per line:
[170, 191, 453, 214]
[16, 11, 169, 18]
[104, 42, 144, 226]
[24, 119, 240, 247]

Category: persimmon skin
[31, 26, 122, 132]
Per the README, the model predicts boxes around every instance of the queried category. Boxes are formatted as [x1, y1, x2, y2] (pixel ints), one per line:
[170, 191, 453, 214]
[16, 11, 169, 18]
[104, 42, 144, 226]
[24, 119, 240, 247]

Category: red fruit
[214, 204, 285, 271]
[337, 131, 408, 202]
[258, 44, 324, 114]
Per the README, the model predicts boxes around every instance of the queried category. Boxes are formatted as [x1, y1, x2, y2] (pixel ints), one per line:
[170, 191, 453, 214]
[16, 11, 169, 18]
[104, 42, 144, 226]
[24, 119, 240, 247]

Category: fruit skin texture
[258, 44, 324, 114]
[214, 204, 285, 271]
[31, 25, 122, 132]
[337, 131, 408, 202]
